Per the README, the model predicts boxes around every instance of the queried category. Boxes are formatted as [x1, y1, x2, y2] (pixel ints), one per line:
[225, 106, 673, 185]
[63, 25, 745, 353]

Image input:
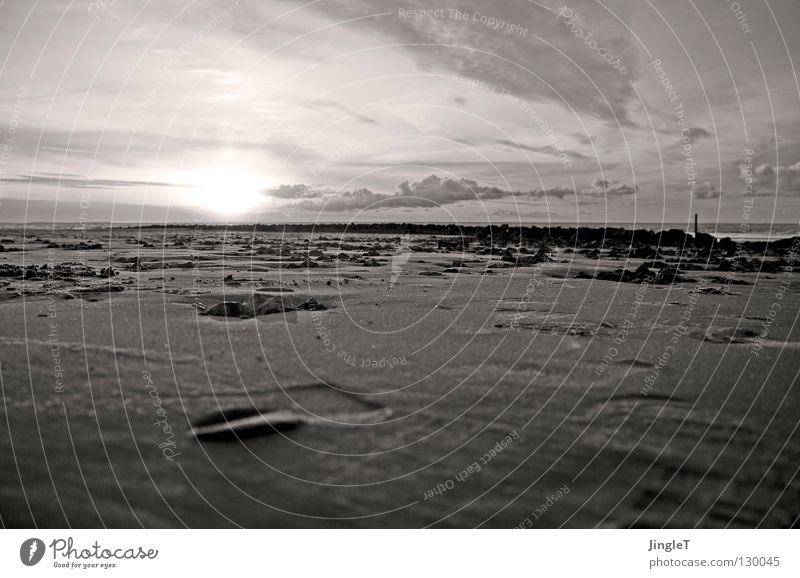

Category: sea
[573, 222, 799, 242]
[2, 221, 797, 242]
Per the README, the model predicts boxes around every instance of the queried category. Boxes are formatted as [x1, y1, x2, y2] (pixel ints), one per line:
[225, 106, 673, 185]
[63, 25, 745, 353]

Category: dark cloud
[740, 161, 800, 196]
[298, 188, 387, 212]
[529, 184, 575, 199]
[686, 127, 712, 141]
[668, 127, 712, 146]
[262, 184, 323, 199]
[273, 174, 635, 212]
[578, 178, 637, 197]
[288, 175, 515, 211]
[296, 0, 639, 125]
[692, 181, 723, 199]
[395, 174, 508, 203]
[572, 133, 592, 146]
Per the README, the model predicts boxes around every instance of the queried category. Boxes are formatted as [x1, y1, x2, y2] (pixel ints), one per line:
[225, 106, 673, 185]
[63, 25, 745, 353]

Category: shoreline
[2, 222, 796, 248]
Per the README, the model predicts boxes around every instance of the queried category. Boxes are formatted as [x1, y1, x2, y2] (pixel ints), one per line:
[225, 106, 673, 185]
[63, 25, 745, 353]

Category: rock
[243, 294, 329, 316]
[652, 266, 689, 284]
[203, 302, 254, 318]
[716, 259, 734, 272]
[586, 262, 688, 284]
[709, 276, 749, 285]
[286, 258, 319, 269]
[698, 286, 738, 295]
[633, 246, 657, 259]
[357, 258, 381, 267]
[582, 249, 601, 259]
[295, 297, 327, 311]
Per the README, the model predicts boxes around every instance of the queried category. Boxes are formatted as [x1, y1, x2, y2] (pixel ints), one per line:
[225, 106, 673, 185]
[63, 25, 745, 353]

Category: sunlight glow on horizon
[184, 167, 269, 215]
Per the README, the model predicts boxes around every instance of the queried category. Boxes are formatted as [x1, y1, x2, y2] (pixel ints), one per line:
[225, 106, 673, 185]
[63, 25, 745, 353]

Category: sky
[0, 0, 799, 225]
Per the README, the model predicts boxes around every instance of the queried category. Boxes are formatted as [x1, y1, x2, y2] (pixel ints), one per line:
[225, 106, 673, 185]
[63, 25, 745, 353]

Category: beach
[0, 224, 797, 528]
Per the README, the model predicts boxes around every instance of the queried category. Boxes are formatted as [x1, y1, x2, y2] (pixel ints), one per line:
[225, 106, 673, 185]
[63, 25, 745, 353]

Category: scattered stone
[203, 301, 254, 318]
[203, 294, 330, 319]
[582, 263, 689, 284]
[698, 286, 738, 295]
[286, 258, 319, 269]
[709, 276, 749, 285]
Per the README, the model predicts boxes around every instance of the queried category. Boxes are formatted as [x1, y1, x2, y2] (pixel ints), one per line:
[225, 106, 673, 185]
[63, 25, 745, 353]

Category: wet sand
[0, 225, 798, 528]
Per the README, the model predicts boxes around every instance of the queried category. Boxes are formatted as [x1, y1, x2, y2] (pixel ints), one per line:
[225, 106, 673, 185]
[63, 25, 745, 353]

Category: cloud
[300, 188, 387, 212]
[573, 133, 592, 146]
[262, 184, 323, 199]
[686, 127, 713, 142]
[492, 208, 555, 219]
[740, 161, 800, 195]
[263, 183, 388, 211]
[578, 178, 637, 197]
[8, 127, 322, 171]
[6, 172, 187, 189]
[289, 175, 514, 212]
[395, 174, 508, 203]
[494, 139, 594, 162]
[272, 174, 638, 212]
[692, 181, 723, 199]
[305, 99, 381, 126]
[298, 0, 639, 125]
[527, 185, 575, 199]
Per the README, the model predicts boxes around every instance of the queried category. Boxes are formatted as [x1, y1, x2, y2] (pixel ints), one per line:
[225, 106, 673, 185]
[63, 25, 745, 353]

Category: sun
[191, 167, 266, 215]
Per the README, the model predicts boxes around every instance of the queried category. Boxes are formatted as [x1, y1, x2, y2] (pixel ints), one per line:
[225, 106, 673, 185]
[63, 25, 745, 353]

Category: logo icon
[389, 233, 412, 290]
[20, 538, 45, 566]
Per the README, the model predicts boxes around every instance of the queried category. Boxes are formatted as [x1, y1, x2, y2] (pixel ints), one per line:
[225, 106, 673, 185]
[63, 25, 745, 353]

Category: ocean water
[576, 222, 800, 242]
[473, 222, 800, 242]
[3, 221, 798, 242]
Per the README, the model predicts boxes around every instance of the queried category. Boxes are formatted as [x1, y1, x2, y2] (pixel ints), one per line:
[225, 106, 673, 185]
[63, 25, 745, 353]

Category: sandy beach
[0, 224, 797, 528]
